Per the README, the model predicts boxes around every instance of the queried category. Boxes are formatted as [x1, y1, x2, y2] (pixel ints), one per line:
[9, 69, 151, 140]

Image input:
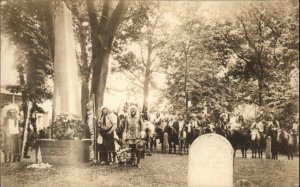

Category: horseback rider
[266, 114, 280, 132]
[251, 117, 265, 138]
[198, 112, 206, 128]
[220, 111, 230, 129]
[236, 115, 246, 130]
[123, 105, 143, 168]
[189, 113, 199, 128]
[291, 118, 299, 147]
[153, 112, 163, 144]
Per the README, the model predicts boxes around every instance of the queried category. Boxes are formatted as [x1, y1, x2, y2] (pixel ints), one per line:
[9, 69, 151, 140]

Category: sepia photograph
[0, 0, 299, 186]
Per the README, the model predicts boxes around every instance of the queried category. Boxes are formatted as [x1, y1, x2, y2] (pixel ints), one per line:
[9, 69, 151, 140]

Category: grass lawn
[1, 153, 299, 187]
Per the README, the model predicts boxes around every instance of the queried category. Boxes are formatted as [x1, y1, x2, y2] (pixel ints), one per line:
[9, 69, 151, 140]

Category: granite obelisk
[53, 2, 81, 119]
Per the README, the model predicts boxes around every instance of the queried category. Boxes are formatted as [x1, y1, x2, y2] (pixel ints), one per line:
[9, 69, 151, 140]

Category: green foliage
[52, 114, 85, 140]
[160, 9, 233, 118]
[1, 0, 54, 103]
[206, 1, 299, 126]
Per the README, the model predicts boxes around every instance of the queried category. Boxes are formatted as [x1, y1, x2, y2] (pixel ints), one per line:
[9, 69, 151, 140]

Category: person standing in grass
[2, 104, 22, 162]
[123, 105, 143, 168]
[98, 106, 117, 165]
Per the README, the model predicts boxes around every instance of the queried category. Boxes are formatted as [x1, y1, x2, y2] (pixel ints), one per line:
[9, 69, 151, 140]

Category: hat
[136, 139, 145, 152]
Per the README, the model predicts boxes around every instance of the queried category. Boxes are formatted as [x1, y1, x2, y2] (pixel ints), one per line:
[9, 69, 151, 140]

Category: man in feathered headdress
[97, 106, 118, 165]
[1, 103, 22, 162]
[123, 104, 143, 168]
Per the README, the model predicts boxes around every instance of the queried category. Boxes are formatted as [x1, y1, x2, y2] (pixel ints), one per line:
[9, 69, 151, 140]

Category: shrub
[51, 114, 85, 140]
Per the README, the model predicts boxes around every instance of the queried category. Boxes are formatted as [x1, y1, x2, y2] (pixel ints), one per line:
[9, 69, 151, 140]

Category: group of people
[1, 101, 298, 164]
[96, 105, 145, 168]
[142, 110, 299, 157]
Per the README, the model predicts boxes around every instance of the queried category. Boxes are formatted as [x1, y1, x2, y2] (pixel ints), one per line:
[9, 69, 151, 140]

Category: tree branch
[239, 16, 259, 54]
[139, 42, 146, 67]
[105, 0, 129, 40]
[124, 68, 144, 85]
[86, 0, 100, 69]
[99, 0, 111, 31]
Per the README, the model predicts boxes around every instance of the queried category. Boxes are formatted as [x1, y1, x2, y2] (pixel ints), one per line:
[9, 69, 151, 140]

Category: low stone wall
[36, 139, 90, 165]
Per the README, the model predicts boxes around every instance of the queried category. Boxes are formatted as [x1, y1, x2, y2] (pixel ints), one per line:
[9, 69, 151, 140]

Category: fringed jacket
[124, 114, 142, 141]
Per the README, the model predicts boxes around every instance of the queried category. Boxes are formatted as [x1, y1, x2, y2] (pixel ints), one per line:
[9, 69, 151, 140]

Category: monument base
[36, 139, 91, 165]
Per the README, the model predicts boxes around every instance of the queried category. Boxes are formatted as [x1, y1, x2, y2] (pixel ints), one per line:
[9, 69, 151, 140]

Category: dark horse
[266, 127, 280, 159]
[250, 129, 265, 158]
[178, 125, 187, 155]
[186, 125, 204, 154]
[277, 129, 295, 160]
[227, 127, 251, 158]
[214, 123, 229, 138]
[163, 121, 179, 154]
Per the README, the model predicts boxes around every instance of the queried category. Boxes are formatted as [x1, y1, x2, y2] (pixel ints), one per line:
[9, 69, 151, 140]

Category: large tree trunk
[258, 77, 263, 107]
[78, 17, 91, 121]
[18, 65, 29, 120]
[184, 52, 189, 115]
[142, 64, 151, 113]
[257, 58, 264, 107]
[81, 81, 90, 121]
[95, 50, 110, 111]
[86, 0, 129, 115]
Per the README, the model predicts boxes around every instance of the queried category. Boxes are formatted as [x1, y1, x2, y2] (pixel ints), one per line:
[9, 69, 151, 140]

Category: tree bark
[142, 60, 151, 114]
[42, 0, 55, 61]
[86, 0, 129, 115]
[18, 65, 29, 120]
[257, 57, 264, 107]
[78, 18, 91, 121]
[184, 51, 189, 115]
[257, 77, 263, 106]
[96, 50, 110, 110]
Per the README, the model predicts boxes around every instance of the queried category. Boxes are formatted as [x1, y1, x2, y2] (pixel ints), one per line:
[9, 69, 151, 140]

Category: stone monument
[188, 134, 234, 187]
[53, 2, 81, 118]
[163, 133, 169, 154]
[265, 136, 272, 159]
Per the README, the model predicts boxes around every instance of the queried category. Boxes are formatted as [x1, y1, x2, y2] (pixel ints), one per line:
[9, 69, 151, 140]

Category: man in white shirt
[251, 118, 265, 139]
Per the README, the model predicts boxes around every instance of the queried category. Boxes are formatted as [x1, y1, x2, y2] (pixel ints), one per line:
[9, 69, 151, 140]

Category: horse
[214, 122, 228, 138]
[250, 129, 264, 158]
[277, 129, 295, 160]
[178, 124, 187, 155]
[186, 124, 204, 150]
[163, 121, 179, 154]
[265, 127, 279, 160]
[226, 127, 251, 158]
[153, 125, 164, 152]
[140, 114, 156, 155]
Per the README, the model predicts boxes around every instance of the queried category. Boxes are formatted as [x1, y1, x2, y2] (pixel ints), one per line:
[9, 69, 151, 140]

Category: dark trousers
[98, 144, 108, 162]
[98, 144, 116, 163]
[129, 144, 141, 164]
